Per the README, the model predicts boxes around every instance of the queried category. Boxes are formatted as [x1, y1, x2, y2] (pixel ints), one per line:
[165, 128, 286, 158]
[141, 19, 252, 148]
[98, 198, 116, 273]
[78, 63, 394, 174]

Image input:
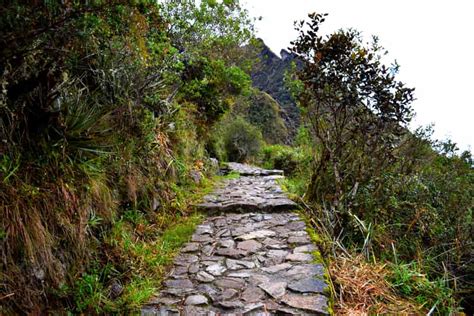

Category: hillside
[251, 39, 301, 140]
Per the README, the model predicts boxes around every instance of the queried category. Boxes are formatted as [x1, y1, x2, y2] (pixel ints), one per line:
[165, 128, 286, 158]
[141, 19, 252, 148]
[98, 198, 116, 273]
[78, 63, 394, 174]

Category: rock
[181, 242, 200, 253]
[227, 271, 252, 278]
[109, 280, 123, 299]
[185, 294, 208, 305]
[174, 254, 199, 266]
[146, 163, 330, 315]
[170, 266, 188, 276]
[289, 231, 309, 237]
[183, 305, 216, 315]
[217, 288, 239, 301]
[285, 264, 325, 279]
[152, 195, 161, 211]
[206, 263, 227, 276]
[226, 258, 255, 270]
[215, 247, 247, 258]
[237, 240, 262, 252]
[148, 296, 181, 305]
[163, 279, 194, 296]
[188, 263, 200, 274]
[201, 255, 225, 262]
[261, 263, 292, 273]
[196, 224, 213, 235]
[265, 300, 304, 315]
[287, 236, 311, 245]
[214, 218, 227, 227]
[219, 239, 235, 248]
[214, 278, 246, 290]
[267, 249, 289, 259]
[192, 234, 214, 243]
[189, 170, 202, 184]
[209, 157, 219, 171]
[164, 279, 193, 289]
[218, 300, 244, 309]
[216, 229, 230, 237]
[236, 230, 276, 240]
[241, 287, 266, 303]
[242, 303, 265, 314]
[196, 271, 215, 282]
[201, 245, 215, 256]
[248, 274, 270, 285]
[262, 237, 286, 249]
[293, 244, 317, 253]
[196, 284, 219, 297]
[258, 281, 287, 298]
[281, 293, 328, 314]
[288, 278, 328, 293]
[286, 253, 313, 262]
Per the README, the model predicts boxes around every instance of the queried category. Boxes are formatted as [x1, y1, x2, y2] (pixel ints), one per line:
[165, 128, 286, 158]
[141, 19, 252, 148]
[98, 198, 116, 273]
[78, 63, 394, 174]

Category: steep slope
[251, 39, 301, 139]
[233, 88, 289, 144]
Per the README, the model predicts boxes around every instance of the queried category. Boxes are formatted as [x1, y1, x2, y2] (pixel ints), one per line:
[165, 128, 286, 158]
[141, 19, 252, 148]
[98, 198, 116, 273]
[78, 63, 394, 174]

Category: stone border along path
[142, 163, 329, 315]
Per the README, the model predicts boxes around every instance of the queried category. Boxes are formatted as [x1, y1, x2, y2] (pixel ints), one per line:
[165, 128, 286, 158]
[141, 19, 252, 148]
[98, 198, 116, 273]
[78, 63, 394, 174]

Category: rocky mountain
[250, 39, 301, 140]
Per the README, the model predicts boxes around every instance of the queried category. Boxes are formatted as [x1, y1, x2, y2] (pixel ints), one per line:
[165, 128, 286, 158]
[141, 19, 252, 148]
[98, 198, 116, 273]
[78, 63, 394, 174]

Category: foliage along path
[142, 163, 330, 315]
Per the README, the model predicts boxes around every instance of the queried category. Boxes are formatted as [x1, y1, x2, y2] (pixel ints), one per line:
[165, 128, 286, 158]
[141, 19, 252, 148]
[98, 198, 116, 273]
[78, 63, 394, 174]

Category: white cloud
[243, 0, 474, 151]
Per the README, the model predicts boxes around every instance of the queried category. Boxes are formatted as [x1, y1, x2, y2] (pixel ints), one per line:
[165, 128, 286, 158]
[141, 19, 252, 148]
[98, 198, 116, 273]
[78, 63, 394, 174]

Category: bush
[261, 144, 307, 175]
[211, 115, 263, 162]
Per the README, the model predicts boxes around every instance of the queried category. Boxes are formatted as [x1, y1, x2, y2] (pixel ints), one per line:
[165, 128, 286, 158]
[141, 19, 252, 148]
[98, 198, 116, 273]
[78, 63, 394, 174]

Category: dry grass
[330, 254, 425, 315]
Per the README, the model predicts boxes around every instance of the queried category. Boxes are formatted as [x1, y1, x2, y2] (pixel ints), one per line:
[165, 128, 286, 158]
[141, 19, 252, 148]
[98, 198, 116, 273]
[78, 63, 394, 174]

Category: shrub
[261, 144, 307, 175]
[211, 115, 263, 162]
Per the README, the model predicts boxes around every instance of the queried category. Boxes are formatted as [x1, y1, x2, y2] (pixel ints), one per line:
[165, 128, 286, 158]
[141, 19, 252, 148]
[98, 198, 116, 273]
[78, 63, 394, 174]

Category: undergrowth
[69, 212, 204, 313]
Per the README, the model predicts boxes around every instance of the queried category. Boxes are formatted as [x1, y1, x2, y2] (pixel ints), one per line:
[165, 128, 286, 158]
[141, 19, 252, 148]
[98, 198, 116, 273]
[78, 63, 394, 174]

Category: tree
[290, 13, 415, 236]
[160, 0, 255, 124]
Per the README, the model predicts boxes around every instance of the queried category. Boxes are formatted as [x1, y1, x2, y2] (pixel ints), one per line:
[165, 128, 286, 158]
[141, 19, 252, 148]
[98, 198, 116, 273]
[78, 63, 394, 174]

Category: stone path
[142, 164, 329, 315]
[197, 163, 298, 213]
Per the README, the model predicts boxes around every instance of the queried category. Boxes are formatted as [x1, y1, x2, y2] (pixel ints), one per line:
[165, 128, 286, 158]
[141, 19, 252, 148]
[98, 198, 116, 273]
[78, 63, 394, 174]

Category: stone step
[224, 162, 284, 177]
[197, 173, 298, 214]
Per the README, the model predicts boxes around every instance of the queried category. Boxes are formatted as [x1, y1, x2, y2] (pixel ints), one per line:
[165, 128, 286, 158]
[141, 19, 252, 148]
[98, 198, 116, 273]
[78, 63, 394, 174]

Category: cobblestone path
[142, 164, 329, 315]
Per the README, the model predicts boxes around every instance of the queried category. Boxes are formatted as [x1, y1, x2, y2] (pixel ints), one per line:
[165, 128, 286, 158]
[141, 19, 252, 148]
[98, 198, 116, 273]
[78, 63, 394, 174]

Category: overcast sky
[243, 0, 473, 151]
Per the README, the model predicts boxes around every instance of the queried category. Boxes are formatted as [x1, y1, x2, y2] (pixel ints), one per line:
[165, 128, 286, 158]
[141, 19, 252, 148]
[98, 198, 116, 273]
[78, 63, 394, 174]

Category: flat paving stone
[281, 293, 329, 314]
[184, 294, 208, 305]
[237, 240, 262, 252]
[258, 281, 287, 298]
[286, 252, 314, 262]
[288, 278, 328, 294]
[143, 163, 329, 315]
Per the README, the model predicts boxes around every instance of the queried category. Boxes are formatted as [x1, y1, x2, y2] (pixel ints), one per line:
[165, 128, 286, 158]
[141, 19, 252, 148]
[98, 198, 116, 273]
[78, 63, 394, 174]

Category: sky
[242, 0, 474, 152]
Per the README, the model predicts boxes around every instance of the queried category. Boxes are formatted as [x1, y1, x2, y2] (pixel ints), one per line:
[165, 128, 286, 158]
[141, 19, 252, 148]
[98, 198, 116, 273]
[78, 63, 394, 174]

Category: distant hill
[250, 39, 301, 140]
[233, 88, 289, 144]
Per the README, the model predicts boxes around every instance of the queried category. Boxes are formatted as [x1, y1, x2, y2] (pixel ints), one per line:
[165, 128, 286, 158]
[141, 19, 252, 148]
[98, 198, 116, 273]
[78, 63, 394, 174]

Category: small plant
[74, 272, 108, 313]
[388, 262, 458, 314]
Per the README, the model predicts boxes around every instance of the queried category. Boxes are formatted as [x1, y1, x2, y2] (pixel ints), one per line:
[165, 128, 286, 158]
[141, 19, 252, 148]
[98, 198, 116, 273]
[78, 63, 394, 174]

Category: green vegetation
[69, 213, 203, 313]
[0, 0, 256, 313]
[286, 12, 473, 314]
[211, 114, 264, 163]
